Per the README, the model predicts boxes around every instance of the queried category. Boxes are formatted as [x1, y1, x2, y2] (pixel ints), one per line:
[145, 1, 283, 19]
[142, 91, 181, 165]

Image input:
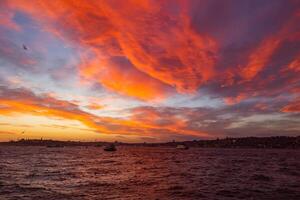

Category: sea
[0, 146, 299, 200]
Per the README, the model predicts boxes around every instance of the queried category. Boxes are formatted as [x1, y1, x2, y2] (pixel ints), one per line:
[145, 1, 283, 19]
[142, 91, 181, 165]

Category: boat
[176, 144, 189, 150]
[46, 144, 64, 148]
[103, 144, 116, 151]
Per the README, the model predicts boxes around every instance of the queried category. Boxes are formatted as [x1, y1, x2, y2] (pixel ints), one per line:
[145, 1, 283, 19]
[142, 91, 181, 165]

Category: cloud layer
[0, 0, 299, 141]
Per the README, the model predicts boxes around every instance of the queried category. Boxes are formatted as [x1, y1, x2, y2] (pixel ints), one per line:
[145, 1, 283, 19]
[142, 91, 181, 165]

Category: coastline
[1, 136, 299, 149]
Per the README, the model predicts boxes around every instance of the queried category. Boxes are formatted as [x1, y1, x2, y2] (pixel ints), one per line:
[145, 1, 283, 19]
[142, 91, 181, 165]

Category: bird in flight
[22, 44, 28, 50]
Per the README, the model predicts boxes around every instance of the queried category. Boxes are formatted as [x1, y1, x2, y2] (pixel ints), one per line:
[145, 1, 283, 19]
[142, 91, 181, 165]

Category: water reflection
[0, 147, 299, 199]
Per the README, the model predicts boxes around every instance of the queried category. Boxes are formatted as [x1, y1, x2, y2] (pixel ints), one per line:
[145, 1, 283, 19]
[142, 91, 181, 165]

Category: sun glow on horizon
[0, 0, 299, 142]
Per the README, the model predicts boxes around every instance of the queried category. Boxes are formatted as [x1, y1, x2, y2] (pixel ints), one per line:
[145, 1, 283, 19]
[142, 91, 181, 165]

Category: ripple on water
[0, 147, 299, 200]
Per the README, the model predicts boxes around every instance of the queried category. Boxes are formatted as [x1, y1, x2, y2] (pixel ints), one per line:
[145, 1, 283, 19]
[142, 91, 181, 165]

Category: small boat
[176, 144, 189, 150]
[46, 144, 64, 148]
[103, 144, 116, 151]
[95, 143, 102, 147]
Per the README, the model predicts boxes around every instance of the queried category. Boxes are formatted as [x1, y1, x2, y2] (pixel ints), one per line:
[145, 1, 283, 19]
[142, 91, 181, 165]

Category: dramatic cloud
[281, 99, 300, 113]
[0, 86, 209, 138]
[0, 0, 299, 141]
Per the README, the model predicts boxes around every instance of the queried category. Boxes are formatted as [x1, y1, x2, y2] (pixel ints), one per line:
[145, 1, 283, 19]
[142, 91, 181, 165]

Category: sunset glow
[0, 0, 299, 142]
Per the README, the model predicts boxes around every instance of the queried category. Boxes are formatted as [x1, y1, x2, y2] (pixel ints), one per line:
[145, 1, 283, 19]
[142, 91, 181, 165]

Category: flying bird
[22, 44, 28, 50]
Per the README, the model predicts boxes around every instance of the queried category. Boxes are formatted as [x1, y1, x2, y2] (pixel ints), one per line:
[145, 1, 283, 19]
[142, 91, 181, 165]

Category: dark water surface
[0, 146, 299, 200]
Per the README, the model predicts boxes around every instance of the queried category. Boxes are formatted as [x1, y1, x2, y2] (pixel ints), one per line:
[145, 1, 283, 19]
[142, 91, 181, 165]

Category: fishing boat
[46, 144, 64, 148]
[176, 144, 189, 150]
[103, 144, 116, 151]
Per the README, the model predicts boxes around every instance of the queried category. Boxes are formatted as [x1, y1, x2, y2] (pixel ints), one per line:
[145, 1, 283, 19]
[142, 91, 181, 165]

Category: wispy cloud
[0, 0, 299, 141]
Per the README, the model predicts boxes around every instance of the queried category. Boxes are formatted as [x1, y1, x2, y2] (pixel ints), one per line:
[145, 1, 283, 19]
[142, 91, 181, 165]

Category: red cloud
[3, 0, 299, 103]
[0, 86, 208, 137]
[281, 99, 300, 113]
[5, 0, 218, 100]
[80, 55, 173, 101]
[240, 37, 281, 81]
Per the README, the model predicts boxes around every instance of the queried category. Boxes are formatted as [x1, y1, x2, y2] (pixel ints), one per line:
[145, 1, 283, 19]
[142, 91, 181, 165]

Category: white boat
[176, 144, 189, 150]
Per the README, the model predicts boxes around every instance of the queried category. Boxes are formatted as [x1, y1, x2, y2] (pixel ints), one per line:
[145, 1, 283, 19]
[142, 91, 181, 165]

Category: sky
[0, 0, 299, 142]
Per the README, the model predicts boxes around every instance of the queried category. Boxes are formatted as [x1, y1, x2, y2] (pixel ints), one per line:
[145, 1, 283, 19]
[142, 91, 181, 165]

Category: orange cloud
[0, 130, 15, 135]
[224, 94, 247, 105]
[281, 99, 300, 113]
[6, 0, 218, 100]
[288, 57, 300, 72]
[80, 56, 173, 101]
[0, 87, 208, 137]
[241, 37, 281, 81]
[0, 12, 20, 31]
[1, 1, 299, 140]
[86, 102, 104, 110]
[239, 15, 299, 82]
[6, 0, 298, 104]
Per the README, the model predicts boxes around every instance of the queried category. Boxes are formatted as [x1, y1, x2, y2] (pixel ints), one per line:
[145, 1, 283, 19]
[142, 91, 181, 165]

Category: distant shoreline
[0, 136, 299, 149]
